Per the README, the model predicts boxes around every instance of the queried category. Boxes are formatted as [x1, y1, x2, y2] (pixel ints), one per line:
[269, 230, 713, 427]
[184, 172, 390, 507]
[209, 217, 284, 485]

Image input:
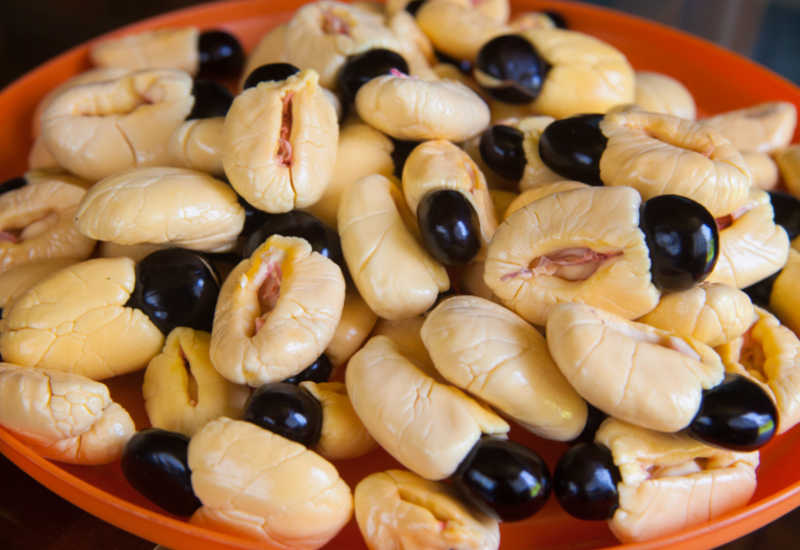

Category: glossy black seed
[743, 272, 780, 309]
[197, 30, 244, 79]
[391, 139, 421, 177]
[243, 63, 300, 89]
[244, 382, 323, 447]
[187, 79, 233, 120]
[538, 114, 607, 185]
[479, 125, 526, 181]
[338, 49, 409, 105]
[544, 10, 567, 29]
[418, 190, 481, 266]
[571, 404, 608, 444]
[689, 373, 777, 451]
[554, 442, 620, 520]
[121, 429, 200, 516]
[282, 354, 333, 384]
[0, 177, 26, 196]
[241, 211, 346, 273]
[640, 195, 719, 291]
[454, 437, 551, 522]
[405, 0, 426, 16]
[128, 249, 220, 334]
[434, 50, 473, 74]
[475, 35, 549, 103]
[768, 191, 800, 241]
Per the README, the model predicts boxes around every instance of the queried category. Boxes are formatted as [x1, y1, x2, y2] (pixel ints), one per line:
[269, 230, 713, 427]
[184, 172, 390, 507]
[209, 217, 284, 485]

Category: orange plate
[1, 1, 799, 549]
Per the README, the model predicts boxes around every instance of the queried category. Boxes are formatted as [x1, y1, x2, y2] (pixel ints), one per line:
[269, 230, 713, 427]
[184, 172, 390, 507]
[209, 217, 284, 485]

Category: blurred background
[593, 0, 800, 85]
[1, 0, 799, 549]
[2, 0, 800, 88]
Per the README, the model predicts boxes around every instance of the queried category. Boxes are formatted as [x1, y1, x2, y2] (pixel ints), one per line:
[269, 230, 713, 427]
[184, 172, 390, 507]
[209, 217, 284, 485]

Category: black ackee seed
[0, 177, 26, 196]
[243, 63, 300, 90]
[197, 30, 244, 79]
[454, 437, 551, 522]
[475, 34, 549, 103]
[282, 354, 333, 385]
[479, 125, 526, 181]
[554, 442, 620, 520]
[689, 373, 777, 451]
[187, 79, 233, 120]
[391, 139, 421, 177]
[544, 10, 568, 29]
[338, 49, 409, 105]
[743, 272, 780, 309]
[121, 429, 200, 516]
[244, 382, 323, 448]
[405, 0, 426, 16]
[768, 191, 800, 241]
[639, 195, 719, 291]
[418, 190, 481, 266]
[128, 249, 220, 334]
[571, 404, 608, 444]
[538, 114, 607, 186]
[241, 211, 345, 274]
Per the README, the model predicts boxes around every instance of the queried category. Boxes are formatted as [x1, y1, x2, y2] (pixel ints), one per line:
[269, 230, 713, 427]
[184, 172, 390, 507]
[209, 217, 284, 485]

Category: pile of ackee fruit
[1, 1, 800, 548]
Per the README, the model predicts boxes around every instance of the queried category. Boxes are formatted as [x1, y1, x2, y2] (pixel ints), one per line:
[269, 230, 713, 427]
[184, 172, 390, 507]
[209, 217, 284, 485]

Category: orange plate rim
[1, 1, 800, 549]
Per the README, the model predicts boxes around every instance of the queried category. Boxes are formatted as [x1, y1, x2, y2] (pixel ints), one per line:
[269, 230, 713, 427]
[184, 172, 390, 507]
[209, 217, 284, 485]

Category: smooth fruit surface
[121, 429, 200, 517]
[244, 383, 323, 448]
[242, 63, 300, 89]
[640, 194, 719, 291]
[197, 30, 244, 79]
[538, 114, 607, 185]
[128, 248, 220, 334]
[338, 49, 409, 105]
[479, 125, 526, 181]
[689, 373, 777, 451]
[187, 79, 233, 119]
[282, 354, 333, 385]
[417, 190, 481, 265]
[454, 437, 551, 522]
[554, 443, 620, 521]
[476, 35, 549, 103]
